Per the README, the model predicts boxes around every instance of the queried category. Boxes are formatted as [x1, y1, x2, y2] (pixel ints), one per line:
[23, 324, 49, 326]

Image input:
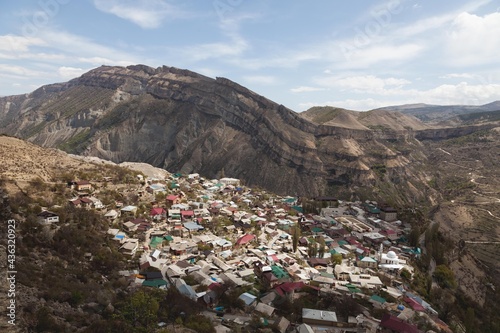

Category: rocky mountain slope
[0, 65, 498, 203]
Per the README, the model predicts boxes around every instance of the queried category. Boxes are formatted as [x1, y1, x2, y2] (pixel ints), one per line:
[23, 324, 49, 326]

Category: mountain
[375, 101, 500, 122]
[0, 64, 499, 202]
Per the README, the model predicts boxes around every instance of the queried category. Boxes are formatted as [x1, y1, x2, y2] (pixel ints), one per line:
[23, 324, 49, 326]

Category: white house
[37, 210, 59, 224]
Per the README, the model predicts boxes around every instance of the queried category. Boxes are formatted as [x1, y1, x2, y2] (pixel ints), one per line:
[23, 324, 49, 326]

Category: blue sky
[1, 0, 500, 111]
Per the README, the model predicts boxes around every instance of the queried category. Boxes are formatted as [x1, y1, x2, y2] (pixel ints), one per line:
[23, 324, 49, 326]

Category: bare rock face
[0, 65, 497, 200]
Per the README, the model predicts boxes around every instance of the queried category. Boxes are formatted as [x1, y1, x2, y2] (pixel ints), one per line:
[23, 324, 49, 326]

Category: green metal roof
[346, 284, 362, 293]
[320, 271, 336, 279]
[142, 279, 168, 288]
[370, 295, 386, 304]
[150, 236, 164, 249]
[364, 204, 380, 214]
[271, 265, 289, 279]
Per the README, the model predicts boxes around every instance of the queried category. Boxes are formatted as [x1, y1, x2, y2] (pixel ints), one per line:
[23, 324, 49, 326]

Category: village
[36, 168, 451, 333]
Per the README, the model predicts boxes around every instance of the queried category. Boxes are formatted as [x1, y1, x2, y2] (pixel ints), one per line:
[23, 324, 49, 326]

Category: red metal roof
[150, 207, 166, 216]
[236, 234, 255, 245]
[274, 282, 305, 296]
[380, 314, 422, 333]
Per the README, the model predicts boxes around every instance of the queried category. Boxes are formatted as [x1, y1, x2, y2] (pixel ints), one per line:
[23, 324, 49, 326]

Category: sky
[1, 0, 500, 111]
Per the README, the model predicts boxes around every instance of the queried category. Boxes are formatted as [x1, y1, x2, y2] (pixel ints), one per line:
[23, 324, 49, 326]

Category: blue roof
[239, 292, 257, 306]
[183, 222, 204, 231]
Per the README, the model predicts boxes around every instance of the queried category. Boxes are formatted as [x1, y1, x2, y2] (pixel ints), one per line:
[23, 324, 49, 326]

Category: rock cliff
[0, 65, 497, 200]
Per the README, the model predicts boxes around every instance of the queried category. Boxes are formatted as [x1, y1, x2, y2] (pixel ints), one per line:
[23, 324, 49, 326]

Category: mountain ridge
[0, 64, 499, 200]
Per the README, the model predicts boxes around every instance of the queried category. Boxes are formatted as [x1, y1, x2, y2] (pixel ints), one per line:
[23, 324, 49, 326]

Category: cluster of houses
[36, 172, 448, 333]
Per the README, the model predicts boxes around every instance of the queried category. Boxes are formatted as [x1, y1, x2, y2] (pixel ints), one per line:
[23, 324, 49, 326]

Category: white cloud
[290, 86, 326, 93]
[242, 75, 277, 85]
[336, 42, 425, 68]
[0, 35, 46, 52]
[299, 81, 500, 111]
[0, 64, 44, 77]
[445, 11, 500, 66]
[93, 0, 184, 29]
[315, 75, 411, 94]
[439, 73, 477, 79]
[226, 49, 320, 71]
[180, 13, 253, 62]
[77, 56, 134, 66]
[58, 66, 87, 79]
[37, 30, 138, 65]
[184, 34, 249, 61]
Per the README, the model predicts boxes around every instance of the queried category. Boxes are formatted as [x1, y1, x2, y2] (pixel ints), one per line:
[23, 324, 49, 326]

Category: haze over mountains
[0, 64, 499, 202]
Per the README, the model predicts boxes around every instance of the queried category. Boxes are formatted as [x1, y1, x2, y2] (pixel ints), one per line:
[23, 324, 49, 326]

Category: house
[238, 292, 257, 306]
[379, 313, 422, 333]
[363, 232, 387, 245]
[75, 180, 92, 191]
[255, 302, 275, 317]
[349, 274, 383, 289]
[79, 196, 94, 208]
[123, 221, 138, 233]
[357, 256, 378, 269]
[219, 177, 240, 186]
[166, 194, 181, 205]
[150, 207, 166, 220]
[121, 205, 138, 216]
[183, 221, 204, 233]
[168, 209, 181, 221]
[380, 206, 397, 222]
[296, 323, 315, 333]
[120, 239, 139, 256]
[302, 308, 338, 326]
[380, 229, 399, 241]
[181, 210, 195, 220]
[236, 234, 255, 246]
[273, 282, 305, 298]
[275, 317, 290, 333]
[175, 279, 198, 300]
[146, 183, 166, 195]
[104, 209, 119, 220]
[37, 210, 59, 224]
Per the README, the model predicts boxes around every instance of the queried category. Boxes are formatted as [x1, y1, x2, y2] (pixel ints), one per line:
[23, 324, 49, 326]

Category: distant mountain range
[0, 64, 499, 201]
[375, 101, 500, 122]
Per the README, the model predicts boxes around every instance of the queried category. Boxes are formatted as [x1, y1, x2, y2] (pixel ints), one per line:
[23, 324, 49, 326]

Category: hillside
[1, 64, 498, 203]
[301, 106, 429, 131]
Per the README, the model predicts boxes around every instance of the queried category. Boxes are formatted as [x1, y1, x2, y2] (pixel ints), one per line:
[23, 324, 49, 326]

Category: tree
[331, 253, 343, 266]
[121, 290, 160, 330]
[464, 307, 476, 333]
[292, 226, 301, 253]
[318, 237, 326, 258]
[400, 268, 412, 281]
[308, 241, 318, 258]
[408, 227, 420, 247]
[433, 265, 457, 289]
